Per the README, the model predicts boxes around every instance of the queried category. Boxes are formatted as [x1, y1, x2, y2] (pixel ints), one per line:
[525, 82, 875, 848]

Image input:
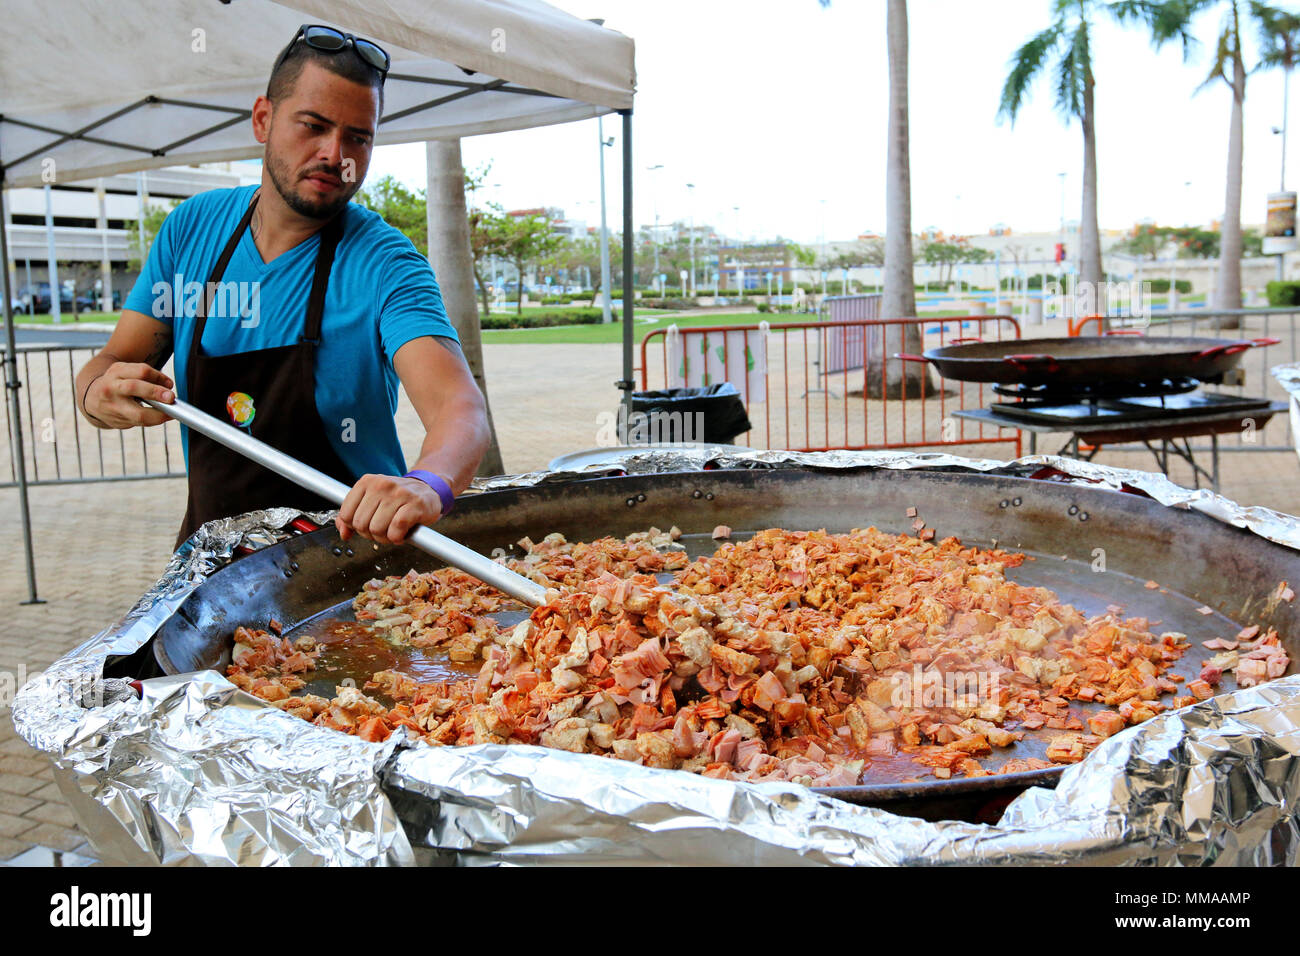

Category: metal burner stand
[954, 400, 1286, 491]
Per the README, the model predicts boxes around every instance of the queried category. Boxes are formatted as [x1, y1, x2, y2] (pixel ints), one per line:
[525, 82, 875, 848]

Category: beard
[264, 144, 359, 221]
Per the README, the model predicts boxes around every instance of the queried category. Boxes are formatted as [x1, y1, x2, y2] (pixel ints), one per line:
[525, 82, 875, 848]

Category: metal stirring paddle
[144, 397, 548, 607]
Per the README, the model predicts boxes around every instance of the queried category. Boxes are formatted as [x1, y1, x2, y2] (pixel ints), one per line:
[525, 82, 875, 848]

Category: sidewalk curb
[10, 322, 117, 332]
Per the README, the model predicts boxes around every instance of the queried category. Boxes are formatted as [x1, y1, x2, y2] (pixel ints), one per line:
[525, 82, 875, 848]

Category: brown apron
[176, 192, 356, 546]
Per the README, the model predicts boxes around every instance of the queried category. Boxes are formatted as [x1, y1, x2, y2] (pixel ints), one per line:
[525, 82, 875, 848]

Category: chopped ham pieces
[1086, 710, 1126, 739]
[228, 526, 1289, 790]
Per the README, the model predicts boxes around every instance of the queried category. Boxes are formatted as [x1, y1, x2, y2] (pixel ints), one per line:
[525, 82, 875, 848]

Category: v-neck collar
[235, 218, 323, 273]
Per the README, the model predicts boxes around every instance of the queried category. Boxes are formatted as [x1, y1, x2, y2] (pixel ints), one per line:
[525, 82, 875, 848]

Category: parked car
[15, 282, 74, 314]
[76, 288, 123, 312]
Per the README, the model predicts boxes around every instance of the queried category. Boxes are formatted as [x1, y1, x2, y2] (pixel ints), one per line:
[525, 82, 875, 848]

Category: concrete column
[2, 196, 14, 305]
[96, 179, 112, 312]
[44, 184, 60, 323]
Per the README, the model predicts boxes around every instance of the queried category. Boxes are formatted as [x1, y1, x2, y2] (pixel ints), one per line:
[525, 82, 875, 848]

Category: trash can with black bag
[628, 382, 753, 444]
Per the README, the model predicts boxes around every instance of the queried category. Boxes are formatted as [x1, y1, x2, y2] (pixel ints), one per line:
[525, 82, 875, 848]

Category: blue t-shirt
[124, 184, 458, 478]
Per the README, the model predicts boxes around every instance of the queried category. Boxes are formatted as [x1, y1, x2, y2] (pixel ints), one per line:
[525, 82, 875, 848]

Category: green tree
[124, 201, 176, 271]
[1000, 2, 1201, 306]
[1254, 2, 1300, 107]
[558, 233, 626, 306]
[1121, 1, 1293, 318]
[817, 0, 926, 394]
[466, 203, 509, 317]
[832, 238, 886, 270]
[1173, 225, 1222, 258]
[878, 0, 932, 397]
[499, 213, 563, 315]
[1002, 3, 1100, 297]
[1111, 222, 1170, 260]
[920, 236, 989, 284]
[354, 175, 427, 256]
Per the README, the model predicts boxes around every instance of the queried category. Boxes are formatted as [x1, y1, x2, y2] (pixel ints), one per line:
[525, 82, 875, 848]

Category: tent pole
[0, 179, 43, 604]
[620, 109, 634, 422]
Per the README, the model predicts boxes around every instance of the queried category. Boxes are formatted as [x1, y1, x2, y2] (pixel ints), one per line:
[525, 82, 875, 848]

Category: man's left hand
[335, 474, 443, 545]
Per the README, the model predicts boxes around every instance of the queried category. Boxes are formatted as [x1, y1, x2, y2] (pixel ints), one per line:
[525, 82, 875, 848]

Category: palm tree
[1200, 1, 1251, 316]
[1252, 4, 1300, 206]
[1154, 1, 1293, 321]
[870, 0, 932, 398]
[425, 139, 506, 476]
[1000, 1, 1115, 310]
[817, 0, 929, 398]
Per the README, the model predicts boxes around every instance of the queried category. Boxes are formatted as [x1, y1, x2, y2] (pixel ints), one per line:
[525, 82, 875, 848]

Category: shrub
[999, 276, 1048, 290]
[480, 308, 606, 329]
[639, 297, 699, 310]
[1139, 278, 1192, 294]
[1266, 281, 1300, 307]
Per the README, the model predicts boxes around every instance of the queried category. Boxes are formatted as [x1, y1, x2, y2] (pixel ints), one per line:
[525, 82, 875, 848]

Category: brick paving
[2, 331, 1300, 864]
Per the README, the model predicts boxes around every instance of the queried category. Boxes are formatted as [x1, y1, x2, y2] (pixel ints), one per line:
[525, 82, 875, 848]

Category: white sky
[366, 0, 1300, 244]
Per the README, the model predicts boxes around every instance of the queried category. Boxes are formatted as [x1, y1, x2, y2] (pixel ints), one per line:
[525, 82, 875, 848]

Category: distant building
[4, 162, 261, 308]
[506, 205, 588, 240]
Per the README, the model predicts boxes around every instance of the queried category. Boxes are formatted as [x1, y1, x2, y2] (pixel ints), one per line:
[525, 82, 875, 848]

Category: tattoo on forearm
[145, 330, 173, 369]
[431, 336, 466, 360]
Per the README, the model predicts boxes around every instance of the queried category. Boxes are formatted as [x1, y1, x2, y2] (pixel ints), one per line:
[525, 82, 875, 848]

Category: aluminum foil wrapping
[471, 448, 1300, 551]
[1272, 362, 1300, 401]
[13, 455, 1300, 866]
[12, 508, 412, 866]
[384, 674, 1300, 865]
[1272, 363, 1300, 466]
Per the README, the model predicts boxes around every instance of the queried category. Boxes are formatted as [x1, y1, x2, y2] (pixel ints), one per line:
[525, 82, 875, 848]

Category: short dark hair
[266, 38, 384, 115]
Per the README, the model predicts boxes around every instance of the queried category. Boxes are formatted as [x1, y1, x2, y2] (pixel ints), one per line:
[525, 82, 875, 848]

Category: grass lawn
[10, 311, 122, 325]
[479, 310, 772, 345]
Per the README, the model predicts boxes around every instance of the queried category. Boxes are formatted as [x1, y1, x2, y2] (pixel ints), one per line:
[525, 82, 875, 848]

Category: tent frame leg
[0, 178, 44, 604]
[619, 109, 634, 421]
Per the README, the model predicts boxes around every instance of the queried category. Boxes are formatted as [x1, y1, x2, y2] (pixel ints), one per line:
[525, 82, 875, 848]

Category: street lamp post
[820, 198, 828, 298]
[1057, 171, 1067, 291]
[647, 164, 664, 281]
[686, 182, 695, 297]
[598, 120, 615, 324]
[732, 205, 740, 292]
[1274, 66, 1293, 282]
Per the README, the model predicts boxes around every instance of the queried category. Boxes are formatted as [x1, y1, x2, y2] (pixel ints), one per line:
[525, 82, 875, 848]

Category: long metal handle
[144, 398, 547, 607]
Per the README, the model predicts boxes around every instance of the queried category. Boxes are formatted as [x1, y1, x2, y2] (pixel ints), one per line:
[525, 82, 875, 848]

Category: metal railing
[639, 314, 1023, 456]
[0, 343, 186, 488]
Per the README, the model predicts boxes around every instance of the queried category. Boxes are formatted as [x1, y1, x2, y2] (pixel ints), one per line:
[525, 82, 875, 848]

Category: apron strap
[194, 193, 260, 335]
[300, 212, 346, 346]
[189, 190, 347, 357]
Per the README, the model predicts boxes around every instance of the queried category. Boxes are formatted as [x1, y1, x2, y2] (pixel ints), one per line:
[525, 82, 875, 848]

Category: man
[76, 25, 490, 548]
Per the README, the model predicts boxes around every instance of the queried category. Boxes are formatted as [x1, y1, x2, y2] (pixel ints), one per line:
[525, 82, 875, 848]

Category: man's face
[256, 61, 379, 220]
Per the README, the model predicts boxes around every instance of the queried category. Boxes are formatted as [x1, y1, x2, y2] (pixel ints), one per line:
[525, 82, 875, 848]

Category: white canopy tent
[0, 0, 637, 602]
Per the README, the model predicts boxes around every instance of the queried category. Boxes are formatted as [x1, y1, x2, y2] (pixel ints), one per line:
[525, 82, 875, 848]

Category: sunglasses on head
[277, 24, 391, 78]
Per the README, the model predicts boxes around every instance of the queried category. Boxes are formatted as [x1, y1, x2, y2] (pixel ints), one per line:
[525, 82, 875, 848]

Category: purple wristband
[404, 470, 455, 516]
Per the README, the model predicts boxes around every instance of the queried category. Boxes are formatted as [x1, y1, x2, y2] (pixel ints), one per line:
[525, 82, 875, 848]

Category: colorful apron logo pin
[226, 391, 256, 429]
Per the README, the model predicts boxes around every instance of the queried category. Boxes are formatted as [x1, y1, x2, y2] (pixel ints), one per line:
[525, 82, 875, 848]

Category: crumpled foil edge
[382, 675, 1300, 866]
[12, 508, 413, 866]
[470, 447, 1300, 552]
[12, 456, 1300, 865]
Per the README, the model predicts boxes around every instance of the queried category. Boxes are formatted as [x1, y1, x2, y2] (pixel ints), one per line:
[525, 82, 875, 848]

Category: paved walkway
[2, 336, 1299, 863]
